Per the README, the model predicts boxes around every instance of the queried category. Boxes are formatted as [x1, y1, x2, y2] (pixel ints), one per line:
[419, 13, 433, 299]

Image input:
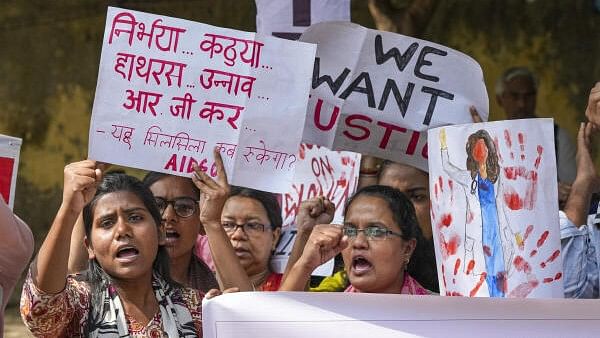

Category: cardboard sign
[271, 144, 360, 275]
[300, 22, 489, 171]
[428, 118, 563, 298]
[203, 292, 599, 337]
[0, 134, 22, 210]
[89, 7, 316, 193]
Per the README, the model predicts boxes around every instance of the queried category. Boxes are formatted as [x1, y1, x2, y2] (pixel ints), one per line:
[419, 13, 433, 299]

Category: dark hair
[142, 171, 200, 198]
[82, 173, 177, 324]
[344, 185, 439, 293]
[466, 129, 500, 192]
[229, 186, 282, 229]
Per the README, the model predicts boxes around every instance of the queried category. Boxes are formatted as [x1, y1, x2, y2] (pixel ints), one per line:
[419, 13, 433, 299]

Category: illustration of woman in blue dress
[440, 129, 516, 297]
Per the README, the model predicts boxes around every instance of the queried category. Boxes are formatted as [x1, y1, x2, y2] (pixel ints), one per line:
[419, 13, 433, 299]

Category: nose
[351, 230, 369, 249]
[115, 217, 133, 240]
[230, 225, 248, 240]
[162, 202, 177, 224]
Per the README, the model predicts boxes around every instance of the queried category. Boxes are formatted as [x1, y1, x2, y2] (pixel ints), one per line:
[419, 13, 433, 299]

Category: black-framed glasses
[222, 222, 270, 235]
[342, 225, 403, 241]
[154, 197, 198, 218]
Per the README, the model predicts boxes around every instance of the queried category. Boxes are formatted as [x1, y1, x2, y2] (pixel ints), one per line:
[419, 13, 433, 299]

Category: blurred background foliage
[1, 0, 599, 263]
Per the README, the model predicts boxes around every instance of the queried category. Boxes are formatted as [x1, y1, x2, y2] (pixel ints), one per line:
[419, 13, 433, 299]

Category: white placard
[428, 118, 563, 298]
[271, 145, 360, 276]
[299, 22, 489, 171]
[256, 0, 350, 39]
[89, 7, 316, 193]
[0, 134, 22, 210]
[202, 292, 599, 337]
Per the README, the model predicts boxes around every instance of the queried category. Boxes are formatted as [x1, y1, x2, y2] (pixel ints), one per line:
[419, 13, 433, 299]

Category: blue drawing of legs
[478, 175, 506, 297]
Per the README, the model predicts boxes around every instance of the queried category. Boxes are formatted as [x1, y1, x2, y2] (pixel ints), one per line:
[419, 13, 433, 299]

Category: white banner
[271, 145, 360, 275]
[0, 134, 22, 210]
[256, 0, 350, 40]
[202, 292, 599, 337]
[89, 7, 316, 193]
[300, 22, 489, 171]
[427, 118, 563, 298]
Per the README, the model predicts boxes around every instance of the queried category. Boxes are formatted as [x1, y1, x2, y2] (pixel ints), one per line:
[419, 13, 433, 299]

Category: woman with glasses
[280, 185, 432, 294]
[142, 172, 219, 292]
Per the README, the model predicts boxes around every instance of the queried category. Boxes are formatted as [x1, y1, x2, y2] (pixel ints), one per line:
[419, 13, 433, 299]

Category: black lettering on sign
[273, 0, 311, 40]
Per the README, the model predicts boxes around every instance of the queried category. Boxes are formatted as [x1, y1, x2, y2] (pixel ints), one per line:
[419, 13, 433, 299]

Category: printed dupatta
[87, 273, 197, 337]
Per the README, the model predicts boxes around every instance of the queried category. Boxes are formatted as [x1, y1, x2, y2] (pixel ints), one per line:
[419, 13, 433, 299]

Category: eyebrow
[95, 207, 147, 219]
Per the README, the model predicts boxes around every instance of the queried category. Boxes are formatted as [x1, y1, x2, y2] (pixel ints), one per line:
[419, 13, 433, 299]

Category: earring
[404, 258, 410, 271]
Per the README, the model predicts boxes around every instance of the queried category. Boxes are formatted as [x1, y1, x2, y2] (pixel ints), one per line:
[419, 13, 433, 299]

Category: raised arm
[282, 196, 335, 282]
[439, 128, 472, 188]
[31, 160, 102, 294]
[192, 148, 252, 291]
[279, 224, 348, 291]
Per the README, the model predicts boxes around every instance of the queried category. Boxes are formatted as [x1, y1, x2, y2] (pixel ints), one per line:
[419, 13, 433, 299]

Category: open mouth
[234, 247, 250, 258]
[116, 245, 139, 260]
[351, 256, 373, 275]
[165, 229, 180, 243]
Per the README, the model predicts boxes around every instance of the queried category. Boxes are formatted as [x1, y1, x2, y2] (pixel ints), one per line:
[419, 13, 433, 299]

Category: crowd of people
[1, 65, 599, 336]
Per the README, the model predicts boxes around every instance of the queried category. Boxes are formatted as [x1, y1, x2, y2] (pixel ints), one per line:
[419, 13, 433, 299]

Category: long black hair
[82, 173, 177, 324]
[344, 185, 439, 293]
[466, 129, 500, 193]
[142, 171, 200, 197]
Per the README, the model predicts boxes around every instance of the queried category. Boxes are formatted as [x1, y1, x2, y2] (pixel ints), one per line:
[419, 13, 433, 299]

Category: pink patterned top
[344, 274, 432, 295]
[20, 273, 203, 337]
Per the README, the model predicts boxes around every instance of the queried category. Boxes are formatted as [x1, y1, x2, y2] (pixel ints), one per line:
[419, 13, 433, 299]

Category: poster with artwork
[427, 118, 563, 298]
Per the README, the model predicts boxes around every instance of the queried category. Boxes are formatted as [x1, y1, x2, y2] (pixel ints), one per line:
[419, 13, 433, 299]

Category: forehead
[505, 75, 535, 94]
[346, 195, 399, 230]
[149, 175, 196, 198]
[379, 163, 429, 192]
[93, 191, 147, 217]
[222, 196, 269, 220]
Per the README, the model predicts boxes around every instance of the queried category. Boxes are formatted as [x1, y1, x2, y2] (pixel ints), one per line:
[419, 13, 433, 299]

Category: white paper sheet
[203, 292, 599, 337]
[89, 7, 316, 193]
[427, 118, 563, 298]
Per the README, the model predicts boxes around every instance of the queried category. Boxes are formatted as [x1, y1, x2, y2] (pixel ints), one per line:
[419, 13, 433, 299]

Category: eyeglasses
[222, 222, 270, 235]
[154, 197, 198, 218]
[342, 226, 403, 241]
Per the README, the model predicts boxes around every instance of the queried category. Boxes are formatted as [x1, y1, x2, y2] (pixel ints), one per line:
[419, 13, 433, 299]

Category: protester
[142, 173, 218, 292]
[20, 162, 204, 336]
[560, 90, 600, 298]
[281, 185, 432, 295]
[495, 67, 577, 188]
[1, 196, 34, 335]
[584, 82, 600, 128]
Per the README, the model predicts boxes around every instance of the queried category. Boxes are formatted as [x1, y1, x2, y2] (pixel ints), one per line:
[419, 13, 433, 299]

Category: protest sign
[89, 7, 316, 193]
[271, 144, 360, 275]
[203, 292, 599, 338]
[0, 134, 22, 210]
[428, 118, 563, 298]
[256, 0, 350, 40]
[300, 22, 489, 171]
[256, 1, 359, 275]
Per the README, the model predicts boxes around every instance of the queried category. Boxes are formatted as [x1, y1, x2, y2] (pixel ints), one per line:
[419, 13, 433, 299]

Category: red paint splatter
[434, 183, 439, 200]
[440, 213, 453, 228]
[555, 272, 562, 280]
[299, 144, 306, 160]
[537, 231, 550, 248]
[466, 260, 475, 275]
[440, 233, 461, 259]
[530, 249, 538, 257]
[543, 277, 554, 283]
[503, 166, 527, 180]
[469, 272, 487, 297]
[508, 279, 539, 298]
[337, 177, 347, 188]
[483, 245, 492, 257]
[504, 191, 524, 210]
[518, 132, 525, 160]
[504, 129, 514, 159]
[524, 225, 534, 242]
[523, 171, 538, 210]
[438, 176, 443, 192]
[450, 291, 463, 296]
[448, 179, 454, 203]
[534, 145, 544, 169]
[540, 249, 560, 268]
[430, 205, 435, 221]
[454, 258, 461, 276]
[441, 263, 447, 289]
[513, 255, 532, 274]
